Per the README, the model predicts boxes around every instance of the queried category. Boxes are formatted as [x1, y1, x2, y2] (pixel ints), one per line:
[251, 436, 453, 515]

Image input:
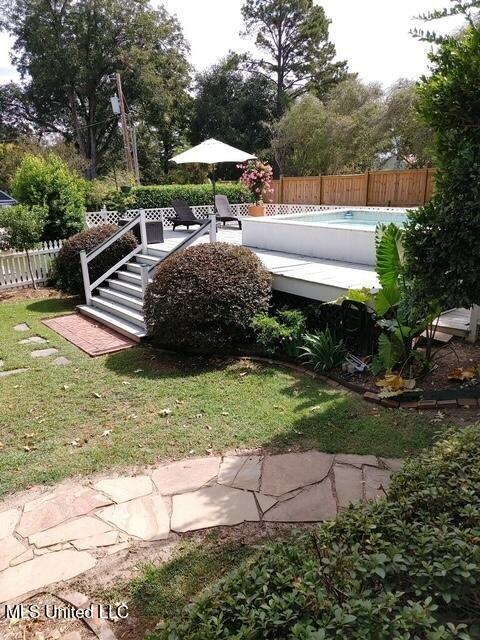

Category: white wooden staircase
[77, 245, 165, 341]
[77, 212, 215, 342]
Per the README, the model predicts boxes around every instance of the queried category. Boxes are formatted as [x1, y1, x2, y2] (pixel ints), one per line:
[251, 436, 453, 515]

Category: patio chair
[215, 195, 242, 229]
[171, 199, 204, 231]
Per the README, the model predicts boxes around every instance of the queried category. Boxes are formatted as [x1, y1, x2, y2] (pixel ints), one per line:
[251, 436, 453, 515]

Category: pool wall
[242, 208, 408, 266]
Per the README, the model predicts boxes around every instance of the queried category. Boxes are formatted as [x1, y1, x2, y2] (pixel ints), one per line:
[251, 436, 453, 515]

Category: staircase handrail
[147, 214, 216, 275]
[80, 210, 148, 305]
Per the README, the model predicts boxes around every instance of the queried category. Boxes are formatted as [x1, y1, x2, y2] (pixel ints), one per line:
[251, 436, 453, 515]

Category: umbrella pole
[212, 166, 217, 213]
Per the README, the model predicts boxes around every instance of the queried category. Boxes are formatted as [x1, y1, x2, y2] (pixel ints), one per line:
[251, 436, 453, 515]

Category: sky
[0, 0, 464, 88]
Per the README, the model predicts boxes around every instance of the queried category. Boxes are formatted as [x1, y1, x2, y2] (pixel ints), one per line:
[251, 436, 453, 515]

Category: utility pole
[114, 72, 140, 183]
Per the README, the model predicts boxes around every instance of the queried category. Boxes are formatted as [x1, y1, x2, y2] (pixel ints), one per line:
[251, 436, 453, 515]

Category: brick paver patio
[43, 313, 136, 356]
[0, 451, 402, 605]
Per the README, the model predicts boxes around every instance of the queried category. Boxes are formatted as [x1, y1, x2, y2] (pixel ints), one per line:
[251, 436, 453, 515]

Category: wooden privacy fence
[0, 240, 63, 290]
[269, 168, 436, 207]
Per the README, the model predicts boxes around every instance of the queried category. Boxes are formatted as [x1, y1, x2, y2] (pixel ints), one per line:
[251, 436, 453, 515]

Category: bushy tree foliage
[12, 154, 87, 240]
[383, 79, 435, 168]
[404, 24, 480, 309]
[273, 79, 389, 175]
[191, 55, 276, 174]
[0, 204, 46, 287]
[0, 0, 191, 179]
[241, 0, 348, 116]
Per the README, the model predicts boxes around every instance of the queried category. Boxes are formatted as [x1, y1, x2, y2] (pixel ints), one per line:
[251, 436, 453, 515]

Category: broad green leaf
[375, 285, 401, 316]
[375, 223, 405, 288]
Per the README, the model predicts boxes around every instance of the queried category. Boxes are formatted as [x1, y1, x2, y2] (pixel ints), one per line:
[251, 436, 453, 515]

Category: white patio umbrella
[170, 138, 256, 209]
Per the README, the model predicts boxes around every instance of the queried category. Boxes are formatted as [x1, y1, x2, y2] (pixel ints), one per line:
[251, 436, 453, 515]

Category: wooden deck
[149, 227, 475, 339]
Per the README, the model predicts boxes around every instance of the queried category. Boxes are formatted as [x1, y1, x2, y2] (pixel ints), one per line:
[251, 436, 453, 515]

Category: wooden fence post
[422, 168, 429, 204]
[364, 171, 370, 206]
[319, 175, 323, 205]
[279, 175, 284, 204]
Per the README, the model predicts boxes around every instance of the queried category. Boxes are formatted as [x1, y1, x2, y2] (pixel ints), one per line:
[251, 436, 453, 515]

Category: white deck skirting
[149, 227, 476, 339]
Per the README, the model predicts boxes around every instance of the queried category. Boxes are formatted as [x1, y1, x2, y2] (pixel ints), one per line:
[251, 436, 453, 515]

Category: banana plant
[372, 223, 440, 374]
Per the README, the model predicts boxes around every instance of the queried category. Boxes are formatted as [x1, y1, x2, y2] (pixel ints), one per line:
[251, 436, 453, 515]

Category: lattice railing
[85, 203, 410, 229]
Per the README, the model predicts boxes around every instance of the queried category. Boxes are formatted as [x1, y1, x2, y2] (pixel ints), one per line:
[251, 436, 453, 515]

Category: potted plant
[238, 160, 273, 216]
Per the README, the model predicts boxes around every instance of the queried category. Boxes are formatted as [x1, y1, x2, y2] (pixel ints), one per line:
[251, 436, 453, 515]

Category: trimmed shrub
[144, 243, 271, 352]
[12, 153, 87, 241]
[132, 183, 251, 209]
[251, 309, 307, 356]
[163, 426, 480, 639]
[53, 224, 137, 297]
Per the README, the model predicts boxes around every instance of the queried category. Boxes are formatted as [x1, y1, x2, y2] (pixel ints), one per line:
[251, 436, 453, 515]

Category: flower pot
[248, 204, 266, 217]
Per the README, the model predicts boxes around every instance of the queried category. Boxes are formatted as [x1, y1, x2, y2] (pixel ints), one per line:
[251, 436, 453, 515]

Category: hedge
[132, 183, 251, 209]
[144, 243, 271, 353]
[163, 426, 480, 639]
[53, 224, 138, 298]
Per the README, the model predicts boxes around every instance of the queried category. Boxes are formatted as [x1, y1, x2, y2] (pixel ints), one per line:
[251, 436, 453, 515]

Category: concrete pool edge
[242, 208, 409, 267]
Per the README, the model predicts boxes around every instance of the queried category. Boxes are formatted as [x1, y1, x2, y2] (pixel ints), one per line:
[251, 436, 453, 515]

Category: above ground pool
[242, 208, 409, 266]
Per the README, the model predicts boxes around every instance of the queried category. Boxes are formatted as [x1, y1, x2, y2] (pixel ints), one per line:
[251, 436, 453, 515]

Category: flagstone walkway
[0, 451, 402, 604]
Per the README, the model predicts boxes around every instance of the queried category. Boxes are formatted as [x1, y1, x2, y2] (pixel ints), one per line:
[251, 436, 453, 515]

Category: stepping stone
[263, 479, 337, 522]
[98, 495, 169, 541]
[18, 487, 112, 537]
[218, 456, 262, 491]
[52, 356, 71, 366]
[364, 466, 392, 501]
[10, 549, 34, 567]
[94, 475, 153, 503]
[0, 368, 28, 378]
[29, 516, 112, 548]
[30, 348, 59, 358]
[260, 451, 334, 496]
[107, 541, 130, 555]
[60, 632, 81, 640]
[255, 493, 277, 513]
[152, 457, 221, 495]
[0, 509, 20, 540]
[18, 336, 47, 345]
[335, 453, 378, 468]
[13, 323, 30, 332]
[333, 464, 363, 508]
[0, 549, 96, 603]
[379, 457, 404, 472]
[171, 484, 259, 532]
[0, 535, 27, 571]
[72, 530, 119, 551]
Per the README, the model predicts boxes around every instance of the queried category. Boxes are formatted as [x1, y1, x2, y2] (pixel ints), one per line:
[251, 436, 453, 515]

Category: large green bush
[163, 426, 480, 639]
[12, 153, 87, 241]
[132, 182, 251, 209]
[404, 26, 480, 309]
[53, 224, 137, 298]
[144, 243, 271, 352]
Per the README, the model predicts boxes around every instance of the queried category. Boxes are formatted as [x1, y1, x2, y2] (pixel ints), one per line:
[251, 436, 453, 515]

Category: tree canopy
[0, 0, 191, 179]
[404, 22, 480, 309]
[241, 0, 348, 117]
[190, 54, 276, 170]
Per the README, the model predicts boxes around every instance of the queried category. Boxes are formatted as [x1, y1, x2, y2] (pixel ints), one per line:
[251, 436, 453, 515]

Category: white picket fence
[0, 240, 63, 291]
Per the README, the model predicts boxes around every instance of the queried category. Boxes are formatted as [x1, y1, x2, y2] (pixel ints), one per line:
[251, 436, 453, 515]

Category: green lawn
[0, 294, 444, 496]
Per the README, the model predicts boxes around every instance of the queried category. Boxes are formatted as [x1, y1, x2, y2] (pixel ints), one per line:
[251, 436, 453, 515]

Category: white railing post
[467, 304, 480, 343]
[80, 250, 92, 305]
[139, 209, 148, 253]
[209, 213, 217, 243]
[140, 265, 150, 297]
[101, 205, 108, 223]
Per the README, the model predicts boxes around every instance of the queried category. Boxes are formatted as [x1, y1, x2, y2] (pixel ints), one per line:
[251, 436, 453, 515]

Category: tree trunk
[25, 249, 37, 290]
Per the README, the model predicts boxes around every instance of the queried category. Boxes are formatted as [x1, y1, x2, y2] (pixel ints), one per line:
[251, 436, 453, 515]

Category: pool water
[288, 209, 407, 229]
